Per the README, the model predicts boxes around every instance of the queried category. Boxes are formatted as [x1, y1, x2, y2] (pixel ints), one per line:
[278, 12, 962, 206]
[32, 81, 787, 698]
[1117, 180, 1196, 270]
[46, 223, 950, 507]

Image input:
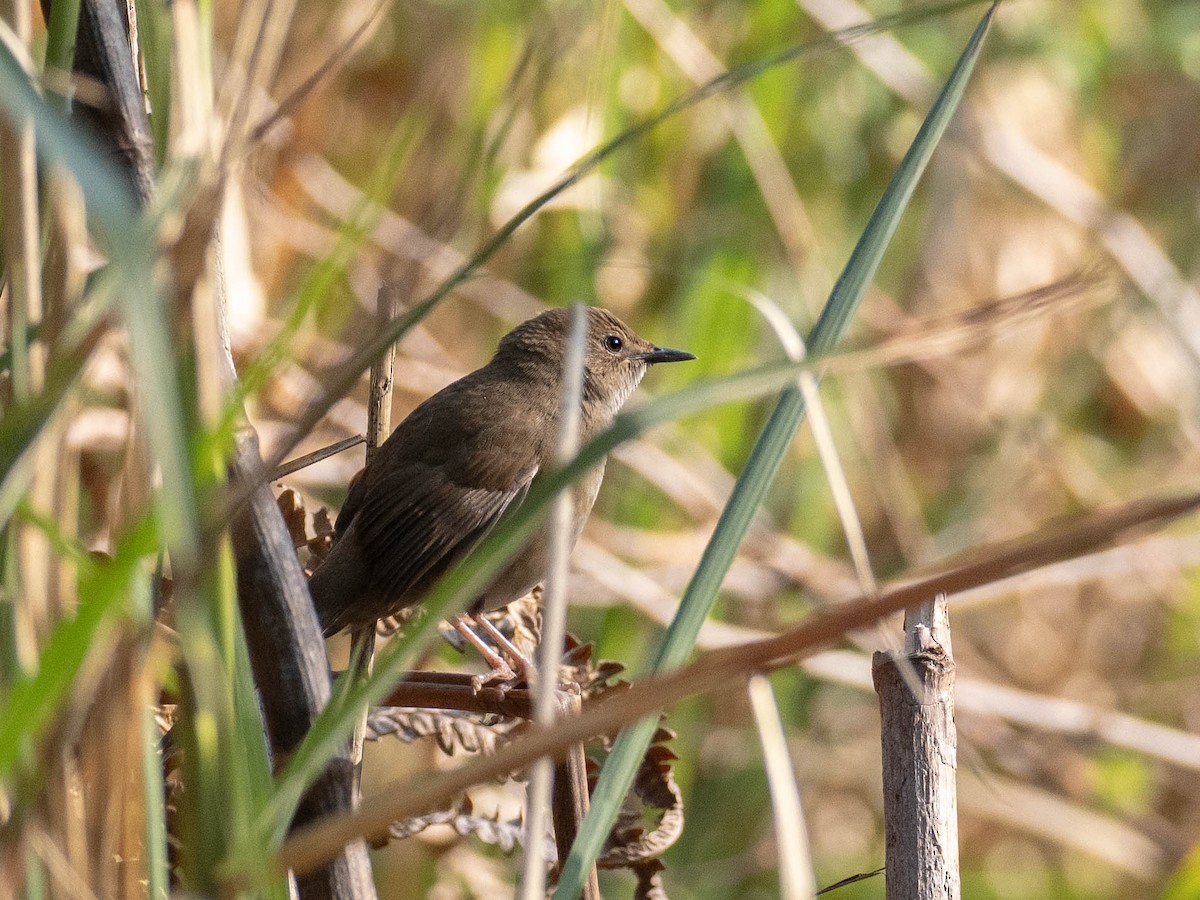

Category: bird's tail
[307, 531, 373, 637]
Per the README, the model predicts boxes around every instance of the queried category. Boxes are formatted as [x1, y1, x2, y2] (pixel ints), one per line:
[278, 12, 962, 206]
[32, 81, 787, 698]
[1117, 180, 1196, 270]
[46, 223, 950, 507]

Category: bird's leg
[450, 614, 518, 692]
[472, 614, 538, 688]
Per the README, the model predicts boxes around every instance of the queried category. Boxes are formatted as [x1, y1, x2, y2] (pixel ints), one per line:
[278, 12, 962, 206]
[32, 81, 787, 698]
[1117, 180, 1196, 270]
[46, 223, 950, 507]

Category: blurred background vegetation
[9, 0, 1200, 897]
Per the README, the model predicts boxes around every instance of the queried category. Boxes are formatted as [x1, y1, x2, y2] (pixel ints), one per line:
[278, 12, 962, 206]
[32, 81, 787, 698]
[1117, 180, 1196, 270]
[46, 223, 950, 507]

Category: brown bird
[308, 307, 695, 646]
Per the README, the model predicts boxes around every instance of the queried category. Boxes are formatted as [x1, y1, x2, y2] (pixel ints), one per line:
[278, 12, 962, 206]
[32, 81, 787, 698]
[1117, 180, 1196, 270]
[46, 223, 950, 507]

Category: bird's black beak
[639, 346, 696, 365]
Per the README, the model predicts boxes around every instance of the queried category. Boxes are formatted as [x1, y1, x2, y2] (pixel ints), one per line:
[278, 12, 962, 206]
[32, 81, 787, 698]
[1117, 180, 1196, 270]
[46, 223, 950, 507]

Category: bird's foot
[451, 614, 535, 695]
[472, 614, 537, 690]
[468, 662, 519, 695]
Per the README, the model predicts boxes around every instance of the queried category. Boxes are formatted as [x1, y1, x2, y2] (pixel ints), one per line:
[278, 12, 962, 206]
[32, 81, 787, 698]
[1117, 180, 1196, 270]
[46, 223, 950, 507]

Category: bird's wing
[352, 461, 536, 603]
[334, 467, 367, 539]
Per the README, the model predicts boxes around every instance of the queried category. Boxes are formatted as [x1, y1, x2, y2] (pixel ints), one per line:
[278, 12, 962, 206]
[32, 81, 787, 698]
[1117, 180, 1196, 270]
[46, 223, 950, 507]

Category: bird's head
[496, 307, 695, 419]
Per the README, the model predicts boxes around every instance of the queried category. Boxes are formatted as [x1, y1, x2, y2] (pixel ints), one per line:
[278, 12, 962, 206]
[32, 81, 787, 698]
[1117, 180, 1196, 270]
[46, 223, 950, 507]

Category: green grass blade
[169, 418, 279, 891]
[208, 541, 290, 898]
[169, 541, 287, 896]
[133, 0, 172, 162]
[42, 0, 82, 112]
[0, 40, 199, 565]
[555, 5, 998, 897]
[0, 516, 158, 782]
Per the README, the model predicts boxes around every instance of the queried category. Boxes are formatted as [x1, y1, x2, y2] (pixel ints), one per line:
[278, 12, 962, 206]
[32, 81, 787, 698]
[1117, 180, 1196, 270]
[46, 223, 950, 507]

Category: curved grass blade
[556, 5, 998, 896]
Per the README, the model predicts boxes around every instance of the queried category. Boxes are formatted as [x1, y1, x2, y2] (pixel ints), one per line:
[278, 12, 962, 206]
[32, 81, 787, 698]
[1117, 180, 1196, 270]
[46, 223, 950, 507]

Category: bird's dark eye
[603, 335, 623, 353]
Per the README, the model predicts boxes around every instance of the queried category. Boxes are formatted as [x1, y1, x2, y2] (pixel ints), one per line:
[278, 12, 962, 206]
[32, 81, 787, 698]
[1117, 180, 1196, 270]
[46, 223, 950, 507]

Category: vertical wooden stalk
[348, 282, 398, 800]
[873, 593, 959, 900]
[550, 692, 600, 900]
[232, 431, 377, 900]
[1, 0, 40, 402]
[42, 171, 87, 620]
[364, 283, 398, 456]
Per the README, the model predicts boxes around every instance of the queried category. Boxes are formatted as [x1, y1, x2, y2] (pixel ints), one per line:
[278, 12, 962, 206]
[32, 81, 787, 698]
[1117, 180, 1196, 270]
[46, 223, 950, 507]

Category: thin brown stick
[270, 435, 366, 482]
[348, 282, 398, 804]
[365, 284, 398, 459]
[268, 489, 1200, 881]
[375, 678, 534, 719]
[550, 693, 600, 899]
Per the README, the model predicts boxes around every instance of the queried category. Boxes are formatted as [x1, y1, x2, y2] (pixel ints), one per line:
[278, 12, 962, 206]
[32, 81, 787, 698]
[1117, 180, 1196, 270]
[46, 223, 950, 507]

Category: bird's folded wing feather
[341, 368, 548, 602]
[354, 461, 536, 602]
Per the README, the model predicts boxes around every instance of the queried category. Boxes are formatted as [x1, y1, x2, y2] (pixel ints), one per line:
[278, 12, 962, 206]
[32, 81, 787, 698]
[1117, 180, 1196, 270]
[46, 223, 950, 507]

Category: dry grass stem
[958, 772, 1164, 880]
[519, 304, 591, 900]
[748, 674, 817, 900]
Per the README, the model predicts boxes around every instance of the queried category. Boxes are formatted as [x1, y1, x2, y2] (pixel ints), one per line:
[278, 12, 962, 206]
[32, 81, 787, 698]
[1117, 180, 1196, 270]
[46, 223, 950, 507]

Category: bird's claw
[470, 662, 518, 695]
